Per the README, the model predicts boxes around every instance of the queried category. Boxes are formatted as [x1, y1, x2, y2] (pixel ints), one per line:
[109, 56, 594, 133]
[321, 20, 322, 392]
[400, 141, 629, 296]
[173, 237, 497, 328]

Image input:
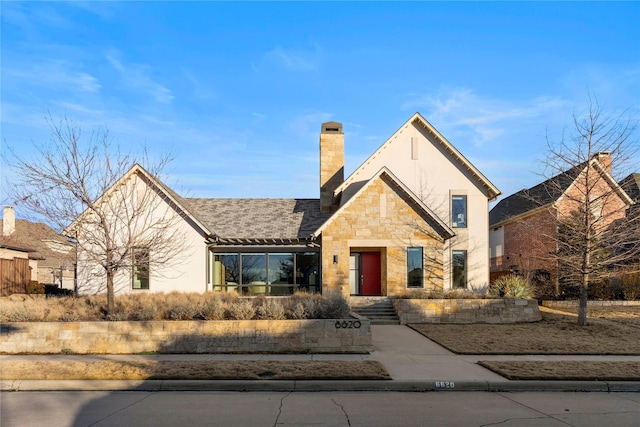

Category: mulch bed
[478, 361, 640, 381]
[0, 360, 390, 381]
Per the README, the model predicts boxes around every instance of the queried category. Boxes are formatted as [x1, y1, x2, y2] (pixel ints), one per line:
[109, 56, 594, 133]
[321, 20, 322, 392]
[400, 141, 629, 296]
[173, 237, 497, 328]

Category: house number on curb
[335, 320, 361, 329]
[435, 381, 455, 389]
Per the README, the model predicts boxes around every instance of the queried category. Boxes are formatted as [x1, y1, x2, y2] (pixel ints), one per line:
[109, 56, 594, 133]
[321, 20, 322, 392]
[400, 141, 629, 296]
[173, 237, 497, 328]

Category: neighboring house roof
[187, 198, 332, 244]
[0, 219, 71, 264]
[312, 167, 455, 239]
[619, 173, 640, 202]
[0, 236, 36, 255]
[335, 112, 501, 202]
[490, 157, 633, 226]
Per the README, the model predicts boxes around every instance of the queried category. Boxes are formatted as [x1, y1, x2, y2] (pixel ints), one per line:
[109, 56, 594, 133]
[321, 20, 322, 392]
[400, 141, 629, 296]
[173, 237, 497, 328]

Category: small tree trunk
[578, 275, 588, 326]
[106, 271, 115, 315]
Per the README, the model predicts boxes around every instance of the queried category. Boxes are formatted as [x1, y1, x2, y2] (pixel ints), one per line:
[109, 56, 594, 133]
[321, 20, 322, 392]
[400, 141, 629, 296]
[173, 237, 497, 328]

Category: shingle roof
[0, 219, 74, 265]
[619, 173, 640, 202]
[185, 198, 332, 241]
[489, 164, 582, 226]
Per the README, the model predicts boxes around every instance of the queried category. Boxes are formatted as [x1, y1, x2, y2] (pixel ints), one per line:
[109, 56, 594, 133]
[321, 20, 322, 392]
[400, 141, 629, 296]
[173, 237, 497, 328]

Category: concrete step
[350, 297, 399, 324]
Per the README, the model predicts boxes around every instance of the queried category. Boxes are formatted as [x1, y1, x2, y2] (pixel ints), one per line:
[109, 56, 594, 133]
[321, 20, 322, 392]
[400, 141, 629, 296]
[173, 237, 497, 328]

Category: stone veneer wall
[0, 318, 372, 354]
[322, 174, 445, 297]
[542, 300, 640, 308]
[393, 299, 541, 324]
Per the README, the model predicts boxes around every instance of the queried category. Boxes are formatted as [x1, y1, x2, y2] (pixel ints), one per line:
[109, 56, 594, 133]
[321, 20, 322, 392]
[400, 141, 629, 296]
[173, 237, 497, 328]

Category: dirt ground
[0, 360, 390, 381]
[411, 305, 640, 381]
[478, 361, 640, 381]
[409, 306, 640, 355]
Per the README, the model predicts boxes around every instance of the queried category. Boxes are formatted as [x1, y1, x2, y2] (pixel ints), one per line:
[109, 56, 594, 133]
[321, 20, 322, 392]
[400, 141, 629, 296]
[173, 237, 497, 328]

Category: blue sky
[2, 1, 639, 214]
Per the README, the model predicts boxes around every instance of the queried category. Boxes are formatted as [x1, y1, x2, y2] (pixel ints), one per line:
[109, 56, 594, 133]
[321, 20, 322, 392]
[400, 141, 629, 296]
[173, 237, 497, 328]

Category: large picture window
[452, 195, 467, 228]
[132, 247, 149, 290]
[452, 250, 467, 289]
[210, 250, 320, 295]
[407, 247, 423, 288]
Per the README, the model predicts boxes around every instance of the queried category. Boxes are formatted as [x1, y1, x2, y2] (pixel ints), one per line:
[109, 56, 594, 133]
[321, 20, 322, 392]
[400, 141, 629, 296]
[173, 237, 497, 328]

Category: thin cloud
[265, 45, 321, 72]
[4, 60, 101, 94]
[403, 88, 570, 147]
[105, 52, 175, 104]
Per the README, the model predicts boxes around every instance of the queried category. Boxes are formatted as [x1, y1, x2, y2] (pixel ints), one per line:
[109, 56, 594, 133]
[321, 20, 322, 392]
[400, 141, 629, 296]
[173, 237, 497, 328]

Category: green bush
[490, 275, 534, 299]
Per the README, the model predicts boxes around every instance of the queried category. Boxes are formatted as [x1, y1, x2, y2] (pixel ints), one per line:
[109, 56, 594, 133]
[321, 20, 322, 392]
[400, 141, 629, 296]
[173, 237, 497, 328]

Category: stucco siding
[340, 121, 491, 289]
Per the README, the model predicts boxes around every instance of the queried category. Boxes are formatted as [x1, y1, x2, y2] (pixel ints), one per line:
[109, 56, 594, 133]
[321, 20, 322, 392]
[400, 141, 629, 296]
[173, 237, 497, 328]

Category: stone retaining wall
[0, 318, 372, 354]
[392, 299, 541, 324]
[541, 300, 640, 309]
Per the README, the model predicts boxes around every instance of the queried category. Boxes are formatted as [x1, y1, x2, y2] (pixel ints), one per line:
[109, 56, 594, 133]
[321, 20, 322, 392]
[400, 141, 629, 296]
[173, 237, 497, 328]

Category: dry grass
[0, 290, 350, 322]
[478, 361, 640, 381]
[409, 306, 640, 355]
[0, 360, 390, 381]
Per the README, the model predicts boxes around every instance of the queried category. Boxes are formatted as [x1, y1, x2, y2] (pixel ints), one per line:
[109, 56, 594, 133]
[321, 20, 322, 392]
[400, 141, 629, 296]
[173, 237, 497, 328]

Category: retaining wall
[392, 299, 541, 324]
[541, 300, 640, 309]
[0, 318, 372, 354]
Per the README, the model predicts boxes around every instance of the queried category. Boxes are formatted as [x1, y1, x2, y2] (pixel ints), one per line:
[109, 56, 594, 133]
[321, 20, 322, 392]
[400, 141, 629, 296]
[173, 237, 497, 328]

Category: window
[210, 250, 321, 295]
[132, 247, 149, 290]
[452, 250, 467, 289]
[407, 247, 423, 288]
[452, 195, 467, 228]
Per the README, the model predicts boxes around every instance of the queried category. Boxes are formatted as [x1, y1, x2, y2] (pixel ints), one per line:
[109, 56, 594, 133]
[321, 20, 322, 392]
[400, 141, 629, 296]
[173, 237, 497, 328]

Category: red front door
[360, 252, 381, 296]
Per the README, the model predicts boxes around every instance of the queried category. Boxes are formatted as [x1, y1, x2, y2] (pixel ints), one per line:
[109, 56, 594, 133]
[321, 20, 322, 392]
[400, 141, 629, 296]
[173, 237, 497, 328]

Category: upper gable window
[452, 195, 467, 228]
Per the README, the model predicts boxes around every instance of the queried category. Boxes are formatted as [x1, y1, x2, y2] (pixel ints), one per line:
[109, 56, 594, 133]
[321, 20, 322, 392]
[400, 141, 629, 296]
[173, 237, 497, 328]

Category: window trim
[452, 249, 467, 289]
[407, 247, 424, 288]
[132, 247, 150, 290]
[452, 194, 467, 228]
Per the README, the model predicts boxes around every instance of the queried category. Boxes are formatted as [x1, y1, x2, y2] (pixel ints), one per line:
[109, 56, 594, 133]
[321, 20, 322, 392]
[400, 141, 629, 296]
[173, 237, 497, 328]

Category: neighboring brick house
[1, 206, 76, 291]
[489, 153, 633, 287]
[72, 113, 501, 297]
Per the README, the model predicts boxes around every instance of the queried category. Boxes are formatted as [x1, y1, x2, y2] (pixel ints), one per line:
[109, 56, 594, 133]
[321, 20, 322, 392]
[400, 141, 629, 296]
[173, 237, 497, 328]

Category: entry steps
[350, 296, 400, 325]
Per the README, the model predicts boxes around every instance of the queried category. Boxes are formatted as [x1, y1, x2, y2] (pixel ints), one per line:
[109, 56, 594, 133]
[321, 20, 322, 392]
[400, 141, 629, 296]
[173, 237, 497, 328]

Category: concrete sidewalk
[2, 325, 639, 392]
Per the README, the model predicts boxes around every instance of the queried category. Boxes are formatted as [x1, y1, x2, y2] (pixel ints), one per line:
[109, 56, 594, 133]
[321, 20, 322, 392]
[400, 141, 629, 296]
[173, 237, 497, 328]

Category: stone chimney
[3, 206, 15, 236]
[320, 122, 344, 212]
[594, 152, 612, 174]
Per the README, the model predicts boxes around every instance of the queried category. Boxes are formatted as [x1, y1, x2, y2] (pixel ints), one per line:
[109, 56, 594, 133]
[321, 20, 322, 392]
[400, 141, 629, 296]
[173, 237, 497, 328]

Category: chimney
[320, 122, 344, 212]
[594, 152, 612, 174]
[3, 206, 15, 236]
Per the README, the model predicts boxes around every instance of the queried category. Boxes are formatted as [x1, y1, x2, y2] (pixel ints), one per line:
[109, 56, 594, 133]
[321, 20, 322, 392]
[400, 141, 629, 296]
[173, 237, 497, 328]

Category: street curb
[3, 379, 639, 392]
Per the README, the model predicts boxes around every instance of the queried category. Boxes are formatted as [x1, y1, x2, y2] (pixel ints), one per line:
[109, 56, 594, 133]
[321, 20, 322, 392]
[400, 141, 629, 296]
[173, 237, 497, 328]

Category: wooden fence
[0, 258, 30, 296]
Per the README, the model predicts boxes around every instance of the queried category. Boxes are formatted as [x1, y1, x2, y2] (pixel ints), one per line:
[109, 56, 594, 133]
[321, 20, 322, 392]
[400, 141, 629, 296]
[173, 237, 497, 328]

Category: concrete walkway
[2, 325, 639, 392]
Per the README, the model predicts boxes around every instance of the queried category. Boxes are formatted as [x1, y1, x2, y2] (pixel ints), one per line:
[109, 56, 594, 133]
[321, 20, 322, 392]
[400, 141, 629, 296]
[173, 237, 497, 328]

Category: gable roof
[619, 173, 640, 202]
[490, 157, 633, 226]
[0, 219, 70, 264]
[187, 198, 332, 244]
[312, 167, 455, 239]
[335, 112, 501, 202]
[64, 163, 213, 238]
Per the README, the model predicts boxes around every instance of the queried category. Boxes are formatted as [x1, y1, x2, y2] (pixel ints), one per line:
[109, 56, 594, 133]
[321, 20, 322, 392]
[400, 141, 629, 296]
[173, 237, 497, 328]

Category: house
[72, 113, 500, 297]
[489, 153, 633, 288]
[0, 206, 76, 291]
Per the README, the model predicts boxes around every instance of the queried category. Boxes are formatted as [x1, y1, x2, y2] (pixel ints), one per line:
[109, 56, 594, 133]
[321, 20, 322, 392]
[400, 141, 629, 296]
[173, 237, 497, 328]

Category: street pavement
[2, 325, 639, 392]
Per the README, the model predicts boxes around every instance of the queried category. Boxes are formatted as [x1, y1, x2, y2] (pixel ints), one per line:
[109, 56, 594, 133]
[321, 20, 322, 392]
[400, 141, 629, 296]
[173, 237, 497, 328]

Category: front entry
[349, 252, 381, 296]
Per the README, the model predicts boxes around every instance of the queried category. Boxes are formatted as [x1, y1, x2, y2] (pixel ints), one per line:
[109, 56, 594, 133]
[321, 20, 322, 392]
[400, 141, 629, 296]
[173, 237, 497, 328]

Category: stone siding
[0, 318, 372, 354]
[393, 299, 541, 324]
[542, 300, 640, 309]
[322, 174, 445, 296]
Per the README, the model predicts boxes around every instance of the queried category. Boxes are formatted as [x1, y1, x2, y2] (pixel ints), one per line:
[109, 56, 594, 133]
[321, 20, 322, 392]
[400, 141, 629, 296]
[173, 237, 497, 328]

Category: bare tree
[540, 96, 639, 325]
[8, 117, 188, 315]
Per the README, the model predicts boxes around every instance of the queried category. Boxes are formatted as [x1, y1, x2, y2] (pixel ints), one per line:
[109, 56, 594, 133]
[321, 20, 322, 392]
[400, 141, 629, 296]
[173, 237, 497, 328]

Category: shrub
[200, 298, 226, 320]
[490, 275, 534, 299]
[227, 299, 256, 320]
[394, 288, 495, 300]
[168, 304, 199, 320]
[59, 311, 80, 322]
[316, 289, 350, 318]
[256, 299, 286, 320]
